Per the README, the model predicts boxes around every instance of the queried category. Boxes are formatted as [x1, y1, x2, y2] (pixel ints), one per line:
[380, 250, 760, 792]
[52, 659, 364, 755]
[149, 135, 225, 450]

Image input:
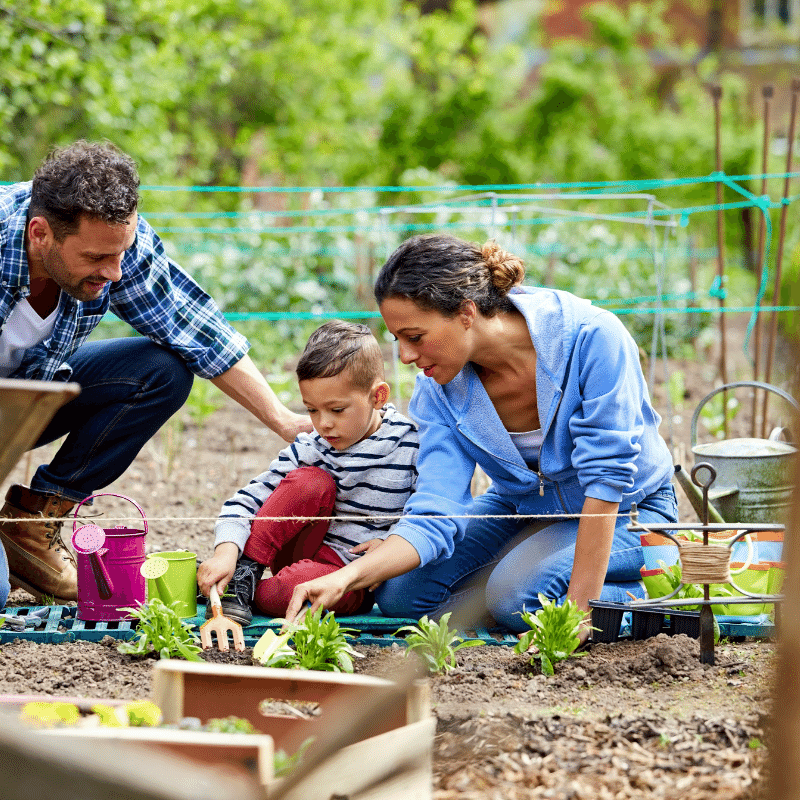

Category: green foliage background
[3, 0, 791, 380]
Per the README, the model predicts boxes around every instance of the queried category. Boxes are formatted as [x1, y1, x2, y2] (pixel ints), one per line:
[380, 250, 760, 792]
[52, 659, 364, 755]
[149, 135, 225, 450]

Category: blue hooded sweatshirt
[389, 285, 674, 566]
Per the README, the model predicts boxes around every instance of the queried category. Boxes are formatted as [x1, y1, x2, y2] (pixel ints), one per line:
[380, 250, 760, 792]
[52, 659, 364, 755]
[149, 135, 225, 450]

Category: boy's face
[299, 372, 390, 451]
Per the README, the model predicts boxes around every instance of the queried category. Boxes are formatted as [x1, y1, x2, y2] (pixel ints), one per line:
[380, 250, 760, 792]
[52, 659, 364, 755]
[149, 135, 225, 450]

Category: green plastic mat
[0, 604, 775, 647]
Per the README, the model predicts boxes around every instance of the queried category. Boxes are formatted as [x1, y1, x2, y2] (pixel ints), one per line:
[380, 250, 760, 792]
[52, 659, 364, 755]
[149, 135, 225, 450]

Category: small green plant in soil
[117, 598, 203, 661]
[254, 606, 362, 672]
[394, 612, 484, 674]
[514, 594, 592, 676]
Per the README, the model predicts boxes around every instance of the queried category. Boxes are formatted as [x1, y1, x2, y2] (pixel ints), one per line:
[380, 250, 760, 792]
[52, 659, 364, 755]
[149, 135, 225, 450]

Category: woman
[285, 233, 677, 635]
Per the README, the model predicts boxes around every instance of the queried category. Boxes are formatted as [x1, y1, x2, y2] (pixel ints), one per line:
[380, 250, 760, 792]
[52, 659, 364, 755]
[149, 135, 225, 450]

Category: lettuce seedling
[395, 612, 484, 674]
[117, 598, 203, 661]
[258, 607, 363, 672]
[514, 594, 592, 676]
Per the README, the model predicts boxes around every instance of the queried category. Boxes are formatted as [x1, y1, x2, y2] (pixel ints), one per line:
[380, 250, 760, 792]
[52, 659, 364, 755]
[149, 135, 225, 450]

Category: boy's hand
[349, 538, 384, 556]
[197, 543, 239, 597]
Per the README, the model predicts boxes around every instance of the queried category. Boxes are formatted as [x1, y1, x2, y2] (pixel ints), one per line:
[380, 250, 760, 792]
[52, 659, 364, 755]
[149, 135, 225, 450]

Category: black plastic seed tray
[589, 600, 701, 643]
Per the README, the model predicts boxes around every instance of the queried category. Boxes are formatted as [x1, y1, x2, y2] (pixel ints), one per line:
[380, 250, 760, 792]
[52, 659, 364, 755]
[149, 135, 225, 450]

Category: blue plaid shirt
[0, 183, 249, 381]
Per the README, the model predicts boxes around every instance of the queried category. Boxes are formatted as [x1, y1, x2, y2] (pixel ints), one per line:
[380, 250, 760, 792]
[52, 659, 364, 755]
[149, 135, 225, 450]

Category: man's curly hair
[28, 140, 140, 241]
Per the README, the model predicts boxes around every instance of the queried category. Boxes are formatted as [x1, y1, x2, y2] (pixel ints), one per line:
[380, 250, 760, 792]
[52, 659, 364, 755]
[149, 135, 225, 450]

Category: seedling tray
[0, 603, 520, 647]
[589, 600, 775, 643]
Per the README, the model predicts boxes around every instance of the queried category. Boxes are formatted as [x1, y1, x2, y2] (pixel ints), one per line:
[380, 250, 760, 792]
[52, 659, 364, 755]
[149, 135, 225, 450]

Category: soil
[0, 314, 790, 798]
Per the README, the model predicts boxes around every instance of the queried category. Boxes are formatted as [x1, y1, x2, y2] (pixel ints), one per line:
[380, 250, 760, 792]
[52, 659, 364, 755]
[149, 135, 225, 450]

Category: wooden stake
[751, 85, 774, 435]
[711, 85, 728, 437]
[761, 79, 800, 437]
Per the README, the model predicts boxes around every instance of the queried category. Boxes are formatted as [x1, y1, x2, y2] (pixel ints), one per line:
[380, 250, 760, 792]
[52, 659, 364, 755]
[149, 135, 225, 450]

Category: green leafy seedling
[117, 599, 203, 661]
[205, 716, 258, 734]
[274, 737, 314, 778]
[514, 595, 592, 676]
[395, 612, 484, 674]
[289, 606, 363, 672]
[264, 607, 363, 672]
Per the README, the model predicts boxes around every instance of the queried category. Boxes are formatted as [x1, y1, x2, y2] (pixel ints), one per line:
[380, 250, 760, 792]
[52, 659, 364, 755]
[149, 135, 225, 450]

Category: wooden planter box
[151, 659, 434, 800]
[12, 660, 435, 800]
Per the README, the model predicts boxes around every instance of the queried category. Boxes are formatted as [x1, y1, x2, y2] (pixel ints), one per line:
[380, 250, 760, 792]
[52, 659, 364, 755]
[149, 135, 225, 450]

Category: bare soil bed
[0, 318, 788, 798]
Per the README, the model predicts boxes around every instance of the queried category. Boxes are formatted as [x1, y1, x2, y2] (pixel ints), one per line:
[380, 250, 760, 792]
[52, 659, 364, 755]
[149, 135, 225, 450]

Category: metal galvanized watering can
[71, 493, 148, 621]
[690, 381, 798, 525]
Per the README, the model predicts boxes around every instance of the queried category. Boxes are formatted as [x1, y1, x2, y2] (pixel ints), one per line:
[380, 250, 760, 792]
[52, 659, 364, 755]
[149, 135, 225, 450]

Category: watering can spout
[673, 465, 726, 524]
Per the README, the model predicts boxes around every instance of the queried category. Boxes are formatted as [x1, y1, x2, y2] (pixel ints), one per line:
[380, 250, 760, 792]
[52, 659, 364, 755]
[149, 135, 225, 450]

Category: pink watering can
[71, 493, 148, 622]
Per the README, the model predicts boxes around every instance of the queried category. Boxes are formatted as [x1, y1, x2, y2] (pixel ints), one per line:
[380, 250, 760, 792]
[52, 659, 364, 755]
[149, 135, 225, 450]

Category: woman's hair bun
[481, 241, 525, 293]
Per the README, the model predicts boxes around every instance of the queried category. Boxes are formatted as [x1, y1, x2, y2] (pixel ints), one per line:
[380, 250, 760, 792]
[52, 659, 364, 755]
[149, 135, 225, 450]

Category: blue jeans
[0, 338, 193, 608]
[30, 338, 194, 502]
[377, 481, 678, 632]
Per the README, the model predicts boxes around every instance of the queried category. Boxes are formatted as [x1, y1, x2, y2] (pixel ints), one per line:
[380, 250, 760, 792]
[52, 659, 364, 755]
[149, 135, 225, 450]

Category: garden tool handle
[690, 381, 800, 448]
[72, 493, 149, 534]
[209, 584, 222, 618]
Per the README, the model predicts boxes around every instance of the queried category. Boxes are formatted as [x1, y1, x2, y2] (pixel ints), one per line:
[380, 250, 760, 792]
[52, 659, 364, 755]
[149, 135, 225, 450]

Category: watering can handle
[690, 381, 800, 448]
[72, 493, 148, 534]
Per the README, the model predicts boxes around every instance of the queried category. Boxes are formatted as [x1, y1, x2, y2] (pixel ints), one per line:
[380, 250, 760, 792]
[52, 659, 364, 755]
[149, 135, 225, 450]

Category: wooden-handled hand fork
[199, 585, 246, 652]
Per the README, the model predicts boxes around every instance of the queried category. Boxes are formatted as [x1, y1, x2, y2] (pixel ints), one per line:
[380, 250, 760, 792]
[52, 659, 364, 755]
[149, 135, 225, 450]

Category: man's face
[31, 213, 137, 302]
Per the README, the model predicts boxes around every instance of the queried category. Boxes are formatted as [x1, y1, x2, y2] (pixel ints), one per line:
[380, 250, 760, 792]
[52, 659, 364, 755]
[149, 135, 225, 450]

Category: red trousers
[242, 466, 372, 617]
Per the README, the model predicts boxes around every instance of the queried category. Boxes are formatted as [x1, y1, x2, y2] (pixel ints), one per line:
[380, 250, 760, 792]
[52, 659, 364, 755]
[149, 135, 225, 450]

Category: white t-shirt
[508, 428, 544, 467]
[0, 297, 60, 377]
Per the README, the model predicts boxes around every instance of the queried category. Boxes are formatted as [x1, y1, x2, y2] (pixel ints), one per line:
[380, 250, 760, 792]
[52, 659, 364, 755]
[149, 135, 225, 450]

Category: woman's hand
[284, 535, 422, 625]
[349, 538, 384, 556]
[197, 542, 239, 596]
[284, 570, 352, 625]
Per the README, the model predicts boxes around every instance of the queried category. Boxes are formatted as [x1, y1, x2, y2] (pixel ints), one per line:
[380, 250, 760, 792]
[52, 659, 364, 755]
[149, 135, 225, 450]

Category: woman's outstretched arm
[284, 535, 421, 623]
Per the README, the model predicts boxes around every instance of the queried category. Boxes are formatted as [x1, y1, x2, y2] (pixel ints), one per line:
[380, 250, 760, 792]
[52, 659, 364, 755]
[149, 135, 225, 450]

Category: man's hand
[211, 355, 313, 443]
[275, 409, 313, 442]
[197, 542, 239, 596]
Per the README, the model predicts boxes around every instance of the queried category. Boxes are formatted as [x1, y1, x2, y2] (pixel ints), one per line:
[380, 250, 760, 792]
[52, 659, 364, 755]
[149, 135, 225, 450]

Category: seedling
[117, 598, 203, 661]
[255, 607, 363, 672]
[394, 612, 483, 674]
[514, 594, 593, 676]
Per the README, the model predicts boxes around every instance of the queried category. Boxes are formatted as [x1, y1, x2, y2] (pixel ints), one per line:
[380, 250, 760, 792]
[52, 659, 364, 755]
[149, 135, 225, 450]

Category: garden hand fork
[200, 585, 246, 652]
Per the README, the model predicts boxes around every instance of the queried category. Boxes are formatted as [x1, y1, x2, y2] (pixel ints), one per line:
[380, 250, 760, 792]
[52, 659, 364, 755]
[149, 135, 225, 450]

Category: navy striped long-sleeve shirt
[214, 404, 419, 564]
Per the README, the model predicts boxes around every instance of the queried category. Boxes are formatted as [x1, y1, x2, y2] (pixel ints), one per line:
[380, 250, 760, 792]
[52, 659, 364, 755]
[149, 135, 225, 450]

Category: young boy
[197, 320, 419, 624]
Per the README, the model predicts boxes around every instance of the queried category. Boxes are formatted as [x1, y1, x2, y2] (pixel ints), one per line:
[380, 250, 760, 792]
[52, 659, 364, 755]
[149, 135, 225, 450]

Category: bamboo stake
[712, 85, 728, 437]
[761, 79, 800, 437]
[751, 85, 773, 436]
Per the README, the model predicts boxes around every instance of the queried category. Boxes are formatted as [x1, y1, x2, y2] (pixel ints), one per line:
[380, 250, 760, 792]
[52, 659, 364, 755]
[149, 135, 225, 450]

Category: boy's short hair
[296, 321, 385, 392]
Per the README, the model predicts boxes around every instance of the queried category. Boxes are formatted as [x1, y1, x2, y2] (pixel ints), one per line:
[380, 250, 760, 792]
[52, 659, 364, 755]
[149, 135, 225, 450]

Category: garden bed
[0, 317, 783, 798]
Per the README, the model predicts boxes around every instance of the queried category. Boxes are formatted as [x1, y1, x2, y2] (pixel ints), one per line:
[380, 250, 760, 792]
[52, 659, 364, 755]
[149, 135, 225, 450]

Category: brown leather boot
[0, 485, 78, 602]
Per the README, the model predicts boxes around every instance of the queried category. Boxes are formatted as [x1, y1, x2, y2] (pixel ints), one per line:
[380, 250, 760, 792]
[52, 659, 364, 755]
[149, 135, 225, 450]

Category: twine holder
[678, 541, 732, 584]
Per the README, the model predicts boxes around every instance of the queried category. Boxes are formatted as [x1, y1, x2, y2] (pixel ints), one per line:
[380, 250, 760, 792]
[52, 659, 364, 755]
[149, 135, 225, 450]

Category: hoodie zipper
[536, 390, 564, 501]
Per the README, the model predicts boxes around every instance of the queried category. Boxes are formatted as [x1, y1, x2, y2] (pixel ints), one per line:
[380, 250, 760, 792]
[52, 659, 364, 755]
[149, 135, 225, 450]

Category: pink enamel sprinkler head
[140, 557, 174, 605]
[72, 524, 114, 600]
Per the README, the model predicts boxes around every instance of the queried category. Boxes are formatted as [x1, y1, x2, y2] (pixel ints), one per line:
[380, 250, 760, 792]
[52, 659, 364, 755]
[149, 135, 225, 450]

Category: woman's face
[380, 296, 472, 385]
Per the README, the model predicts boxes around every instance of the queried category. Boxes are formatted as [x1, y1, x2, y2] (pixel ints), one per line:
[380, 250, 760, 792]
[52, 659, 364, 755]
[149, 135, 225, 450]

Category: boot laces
[43, 517, 76, 564]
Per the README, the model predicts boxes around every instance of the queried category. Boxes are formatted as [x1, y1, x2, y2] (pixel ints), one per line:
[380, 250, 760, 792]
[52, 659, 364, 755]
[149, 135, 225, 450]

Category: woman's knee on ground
[375, 573, 443, 618]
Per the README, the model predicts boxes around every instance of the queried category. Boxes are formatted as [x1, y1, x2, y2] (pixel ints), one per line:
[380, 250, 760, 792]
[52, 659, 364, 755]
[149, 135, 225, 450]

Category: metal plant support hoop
[626, 462, 784, 665]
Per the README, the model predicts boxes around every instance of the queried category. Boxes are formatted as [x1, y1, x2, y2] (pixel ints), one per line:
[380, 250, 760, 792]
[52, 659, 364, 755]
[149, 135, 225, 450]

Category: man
[0, 140, 311, 606]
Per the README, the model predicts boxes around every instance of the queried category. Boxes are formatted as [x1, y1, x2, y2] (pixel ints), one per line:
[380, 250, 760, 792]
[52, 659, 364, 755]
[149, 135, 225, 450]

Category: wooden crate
[11, 660, 434, 800]
[42, 725, 274, 787]
[151, 659, 434, 800]
[151, 660, 430, 754]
